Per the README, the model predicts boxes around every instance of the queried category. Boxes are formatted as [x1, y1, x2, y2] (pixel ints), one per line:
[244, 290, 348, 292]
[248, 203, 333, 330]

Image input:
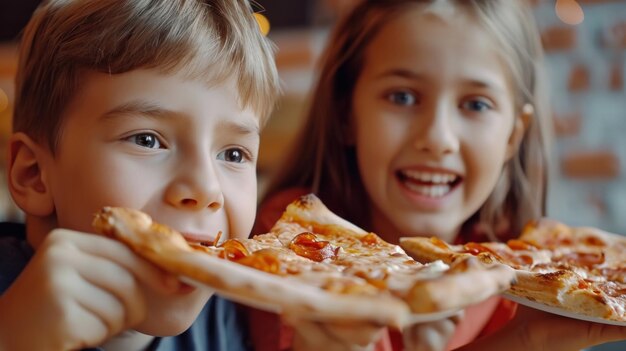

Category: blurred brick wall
[533, 0, 626, 236]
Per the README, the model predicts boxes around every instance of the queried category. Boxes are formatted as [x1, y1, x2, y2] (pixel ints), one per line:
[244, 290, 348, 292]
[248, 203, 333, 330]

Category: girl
[253, 0, 626, 350]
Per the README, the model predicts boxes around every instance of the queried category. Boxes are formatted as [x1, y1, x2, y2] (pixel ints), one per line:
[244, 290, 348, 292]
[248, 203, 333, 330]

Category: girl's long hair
[264, 0, 552, 241]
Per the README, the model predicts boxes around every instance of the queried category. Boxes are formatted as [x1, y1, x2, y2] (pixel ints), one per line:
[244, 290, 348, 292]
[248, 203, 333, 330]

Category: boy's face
[351, 9, 521, 243]
[44, 69, 259, 333]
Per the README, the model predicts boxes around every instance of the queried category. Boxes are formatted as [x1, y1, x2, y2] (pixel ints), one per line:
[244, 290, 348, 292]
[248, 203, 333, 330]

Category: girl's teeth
[404, 183, 451, 198]
[403, 170, 457, 184]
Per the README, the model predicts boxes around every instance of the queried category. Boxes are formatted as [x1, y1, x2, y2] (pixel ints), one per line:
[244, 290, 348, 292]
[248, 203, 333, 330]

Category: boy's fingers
[50, 229, 181, 294]
[71, 279, 128, 337]
[72, 253, 147, 327]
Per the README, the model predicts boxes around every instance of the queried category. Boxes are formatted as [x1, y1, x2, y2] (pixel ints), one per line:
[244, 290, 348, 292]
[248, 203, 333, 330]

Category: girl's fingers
[284, 315, 380, 351]
[403, 314, 462, 351]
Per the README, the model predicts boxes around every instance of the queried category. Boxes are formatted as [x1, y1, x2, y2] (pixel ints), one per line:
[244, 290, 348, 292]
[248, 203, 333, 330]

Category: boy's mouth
[181, 232, 221, 246]
[396, 169, 461, 198]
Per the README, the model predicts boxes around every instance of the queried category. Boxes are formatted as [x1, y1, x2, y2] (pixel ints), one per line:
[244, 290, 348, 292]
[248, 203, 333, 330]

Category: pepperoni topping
[289, 232, 339, 262]
[219, 239, 250, 260]
[506, 239, 538, 251]
[583, 235, 606, 247]
[462, 242, 498, 256]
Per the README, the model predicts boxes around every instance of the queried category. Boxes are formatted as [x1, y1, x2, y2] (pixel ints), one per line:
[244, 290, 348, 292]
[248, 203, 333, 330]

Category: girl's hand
[457, 305, 626, 351]
[285, 313, 461, 351]
[0, 229, 180, 351]
[403, 312, 462, 351]
[284, 315, 386, 351]
[510, 305, 626, 351]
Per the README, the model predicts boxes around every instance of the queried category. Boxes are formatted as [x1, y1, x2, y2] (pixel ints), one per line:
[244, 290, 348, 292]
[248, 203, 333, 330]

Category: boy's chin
[138, 289, 214, 336]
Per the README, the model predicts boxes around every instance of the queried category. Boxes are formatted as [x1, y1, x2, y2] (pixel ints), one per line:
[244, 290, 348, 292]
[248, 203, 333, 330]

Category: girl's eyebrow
[375, 69, 426, 81]
[375, 69, 508, 94]
[461, 79, 508, 94]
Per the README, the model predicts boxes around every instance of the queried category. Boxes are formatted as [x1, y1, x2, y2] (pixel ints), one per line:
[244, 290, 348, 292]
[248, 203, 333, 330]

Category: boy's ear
[505, 104, 533, 160]
[7, 132, 55, 216]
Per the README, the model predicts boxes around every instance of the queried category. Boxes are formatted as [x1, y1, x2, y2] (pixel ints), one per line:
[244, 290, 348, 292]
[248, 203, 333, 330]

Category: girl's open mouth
[397, 169, 462, 198]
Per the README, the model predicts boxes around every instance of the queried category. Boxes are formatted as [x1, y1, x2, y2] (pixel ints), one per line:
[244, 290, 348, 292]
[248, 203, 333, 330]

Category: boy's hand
[0, 229, 181, 351]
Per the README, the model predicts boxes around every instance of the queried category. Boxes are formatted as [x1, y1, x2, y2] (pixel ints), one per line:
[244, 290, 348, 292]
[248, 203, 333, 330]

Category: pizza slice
[399, 219, 626, 323]
[93, 194, 515, 328]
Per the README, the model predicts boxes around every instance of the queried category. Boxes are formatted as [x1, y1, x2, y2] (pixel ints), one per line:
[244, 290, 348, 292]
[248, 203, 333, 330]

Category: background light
[254, 13, 271, 36]
[556, 0, 584, 26]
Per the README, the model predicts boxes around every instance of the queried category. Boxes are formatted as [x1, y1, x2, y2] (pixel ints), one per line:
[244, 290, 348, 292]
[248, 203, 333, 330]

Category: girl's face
[351, 8, 524, 243]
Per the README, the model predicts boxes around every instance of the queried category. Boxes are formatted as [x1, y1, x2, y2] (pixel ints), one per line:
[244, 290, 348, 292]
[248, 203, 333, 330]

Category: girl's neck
[368, 206, 403, 245]
[368, 205, 460, 244]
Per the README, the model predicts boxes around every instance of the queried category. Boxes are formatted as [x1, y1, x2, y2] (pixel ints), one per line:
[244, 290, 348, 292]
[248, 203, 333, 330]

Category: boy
[0, 0, 280, 349]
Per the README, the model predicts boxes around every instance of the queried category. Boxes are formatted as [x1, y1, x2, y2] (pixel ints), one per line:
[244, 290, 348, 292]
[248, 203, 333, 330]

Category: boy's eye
[218, 148, 247, 163]
[387, 91, 418, 106]
[127, 133, 163, 149]
[461, 99, 492, 112]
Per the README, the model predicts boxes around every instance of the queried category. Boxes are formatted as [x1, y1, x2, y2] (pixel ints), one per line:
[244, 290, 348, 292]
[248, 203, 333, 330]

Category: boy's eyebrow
[215, 120, 260, 136]
[100, 100, 180, 120]
[101, 100, 260, 135]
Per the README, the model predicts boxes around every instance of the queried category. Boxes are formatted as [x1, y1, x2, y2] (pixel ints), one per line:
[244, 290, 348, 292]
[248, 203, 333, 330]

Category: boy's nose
[413, 104, 460, 156]
[165, 161, 224, 211]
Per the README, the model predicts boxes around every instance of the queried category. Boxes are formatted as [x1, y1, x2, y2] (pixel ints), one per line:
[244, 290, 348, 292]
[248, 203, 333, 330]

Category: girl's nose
[413, 103, 460, 156]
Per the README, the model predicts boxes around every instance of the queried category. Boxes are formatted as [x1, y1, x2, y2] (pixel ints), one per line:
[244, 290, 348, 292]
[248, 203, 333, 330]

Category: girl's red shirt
[249, 188, 517, 351]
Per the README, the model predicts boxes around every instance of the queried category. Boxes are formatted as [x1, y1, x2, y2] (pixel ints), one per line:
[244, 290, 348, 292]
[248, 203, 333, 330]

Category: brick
[610, 62, 623, 91]
[601, 21, 626, 50]
[561, 150, 620, 179]
[541, 26, 577, 52]
[273, 33, 315, 69]
[553, 111, 582, 137]
[568, 64, 590, 91]
[275, 46, 314, 69]
[586, 192, 608, 217]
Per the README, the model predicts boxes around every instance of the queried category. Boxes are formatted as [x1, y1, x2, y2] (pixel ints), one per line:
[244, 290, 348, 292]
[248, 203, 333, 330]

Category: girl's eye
[387, 91, 418, 106]
[127, 133, 163, 149]
[218, 148, 247, 163]
[461, 99, 493, 112]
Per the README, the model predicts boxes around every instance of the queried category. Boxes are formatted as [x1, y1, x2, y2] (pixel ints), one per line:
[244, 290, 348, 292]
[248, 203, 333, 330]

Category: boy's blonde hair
[13, 0, 280, 152]
[265, 0, 551, 241]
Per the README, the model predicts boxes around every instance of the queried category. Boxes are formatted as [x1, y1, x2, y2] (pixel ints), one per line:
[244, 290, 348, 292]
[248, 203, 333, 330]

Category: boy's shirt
[0, 222, 252, 351]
